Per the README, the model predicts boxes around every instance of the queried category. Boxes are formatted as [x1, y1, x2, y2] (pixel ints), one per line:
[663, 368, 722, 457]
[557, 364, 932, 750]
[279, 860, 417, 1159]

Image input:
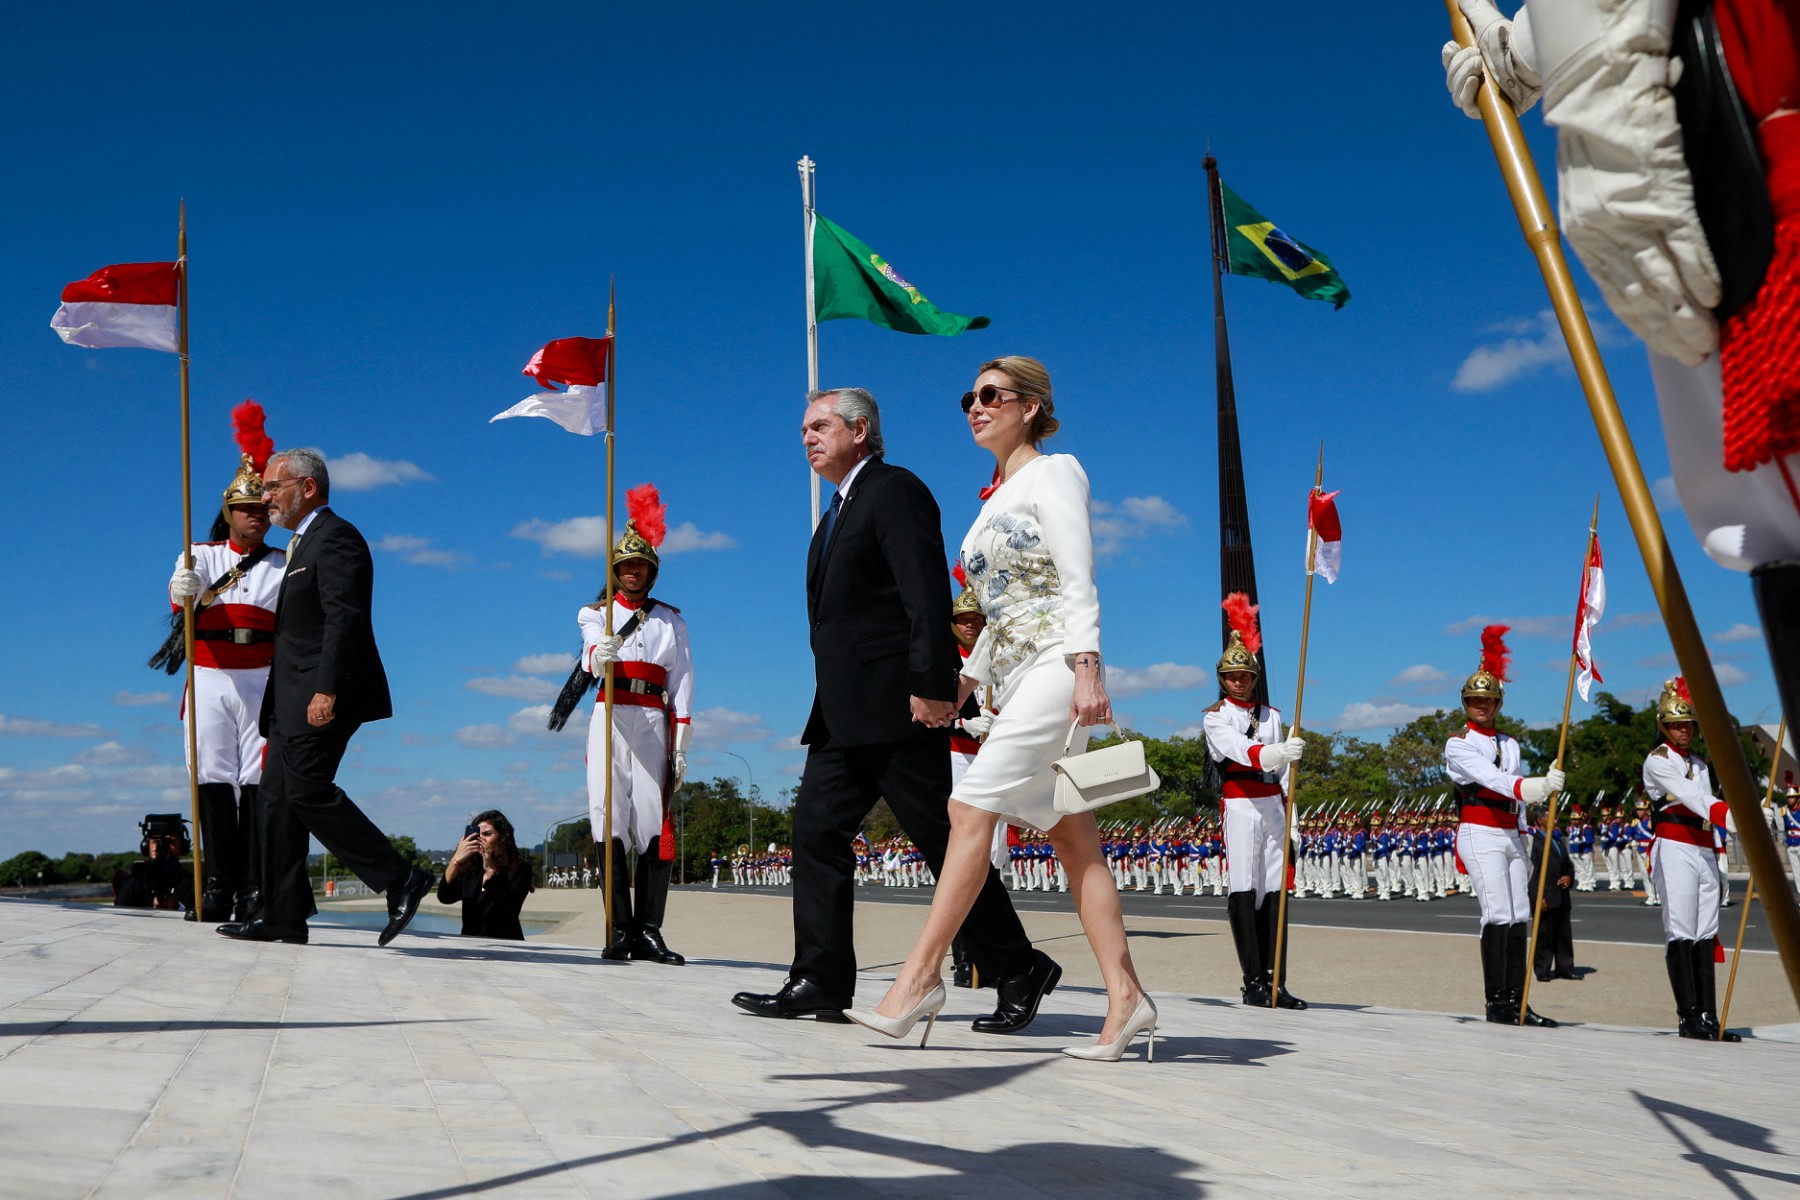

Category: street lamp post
[722, 751, 756, 860]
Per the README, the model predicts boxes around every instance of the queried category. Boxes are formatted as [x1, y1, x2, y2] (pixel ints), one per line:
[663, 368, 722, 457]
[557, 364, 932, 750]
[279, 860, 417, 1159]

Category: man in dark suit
[218, 448, 432, 945]
[1529, 810, 1579, 981]
[732, 389, 1058, 1028]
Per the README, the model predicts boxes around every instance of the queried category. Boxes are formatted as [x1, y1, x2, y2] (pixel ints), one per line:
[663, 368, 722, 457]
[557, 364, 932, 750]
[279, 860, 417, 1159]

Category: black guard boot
[1691, 938, 1742, 1042]
[233, 783, 263, 924]
[190, 782, 239, 922]
[1506, 922, 1557, 1027]
[1256, 894, 1308, 1009]
[1667, 939, 1705, 1038]
[1227, 891, 1268, 1006]
[600, 839, 634, 961]
[629, 837, 685, 964]
[1481, 924, 1513, 1023]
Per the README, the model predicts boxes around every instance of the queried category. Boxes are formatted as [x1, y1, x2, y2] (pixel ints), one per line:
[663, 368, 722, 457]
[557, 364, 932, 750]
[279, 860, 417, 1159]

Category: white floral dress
[955, 453, 1102, 830]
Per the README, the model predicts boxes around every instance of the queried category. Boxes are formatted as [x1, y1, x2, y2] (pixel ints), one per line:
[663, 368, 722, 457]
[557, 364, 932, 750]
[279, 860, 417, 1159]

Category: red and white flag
[489, 336, 612, 436]
[1307, 489, 1342, 583]
[1574, 537, 1606, 701]
[50, 261, 180, 352]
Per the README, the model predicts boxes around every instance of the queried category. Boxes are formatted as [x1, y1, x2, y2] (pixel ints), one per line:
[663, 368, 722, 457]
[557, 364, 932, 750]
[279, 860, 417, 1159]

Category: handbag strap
[1063, 720, 1128, 756]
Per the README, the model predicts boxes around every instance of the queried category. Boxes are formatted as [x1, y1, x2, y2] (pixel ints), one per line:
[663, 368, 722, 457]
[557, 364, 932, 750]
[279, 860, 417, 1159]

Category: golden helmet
[1462, 624, 1511, 704]
[611, 520, 661, 573]
[1655, 677, 1697, 727]
[220, 452, 265, 512]
[611, 483, 668, 582]
[952, 584, 984, 619]
[1216, 629, 1260, 677]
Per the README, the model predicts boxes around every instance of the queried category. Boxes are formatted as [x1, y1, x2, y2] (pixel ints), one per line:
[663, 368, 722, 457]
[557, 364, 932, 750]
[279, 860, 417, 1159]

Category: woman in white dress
[845, 356, 1154, 1061]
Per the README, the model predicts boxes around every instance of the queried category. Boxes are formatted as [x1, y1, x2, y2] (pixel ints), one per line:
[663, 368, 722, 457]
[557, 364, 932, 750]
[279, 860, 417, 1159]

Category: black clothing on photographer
[437, 860, 534, 940]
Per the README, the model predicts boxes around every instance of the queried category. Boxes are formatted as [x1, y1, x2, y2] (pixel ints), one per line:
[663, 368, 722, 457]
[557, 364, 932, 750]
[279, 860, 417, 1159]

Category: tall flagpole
[1520, 498, 1599, 1024]
[600, 280, 619, 943]
[1446, 0, 1800, 1011]
[177, 201, 204, 917]
[1720, 713, 1785, 1037]
[1271, 443, 1324, 1007]
[800, 155, 822, 528]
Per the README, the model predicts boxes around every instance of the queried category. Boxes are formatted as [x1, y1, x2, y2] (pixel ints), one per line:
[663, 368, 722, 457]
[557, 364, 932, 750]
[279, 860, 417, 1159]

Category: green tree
[0, 851, 61, 887]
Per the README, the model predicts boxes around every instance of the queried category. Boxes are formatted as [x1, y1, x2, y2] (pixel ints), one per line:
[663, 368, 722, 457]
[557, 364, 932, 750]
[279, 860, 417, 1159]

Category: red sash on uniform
[596, 660, 669, 710]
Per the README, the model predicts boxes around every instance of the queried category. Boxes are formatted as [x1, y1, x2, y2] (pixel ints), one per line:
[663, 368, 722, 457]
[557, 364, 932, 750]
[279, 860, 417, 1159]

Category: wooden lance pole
[1445, 0, 1800, 1011]
[1272, 443, 1324, 1007]
[600, 281, 619, 944]
[1521, 498, 1598, 1024]
[176, 201, 205, 917]
[1719, 713, 1785, 1037]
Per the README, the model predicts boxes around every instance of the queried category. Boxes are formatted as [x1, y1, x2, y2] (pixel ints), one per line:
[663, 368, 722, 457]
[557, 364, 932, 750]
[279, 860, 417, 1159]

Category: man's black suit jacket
[802, 457, 957, 747]
[259, 507, 393, 738]
[1529, 829, 1575, 910]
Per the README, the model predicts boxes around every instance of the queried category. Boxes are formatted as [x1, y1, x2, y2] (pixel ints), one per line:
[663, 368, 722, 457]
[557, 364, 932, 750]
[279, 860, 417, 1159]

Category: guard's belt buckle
[230, 628, 255, 645]
[625, 679, 649, 695]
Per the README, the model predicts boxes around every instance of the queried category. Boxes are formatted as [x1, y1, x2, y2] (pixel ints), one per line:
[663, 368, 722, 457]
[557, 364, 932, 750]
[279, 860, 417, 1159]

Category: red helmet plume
[1479, 624, 1512, 682]
[231, 400, 273, 472]
[1221, 592, 1262, 655]
[625, 483, 667, 547]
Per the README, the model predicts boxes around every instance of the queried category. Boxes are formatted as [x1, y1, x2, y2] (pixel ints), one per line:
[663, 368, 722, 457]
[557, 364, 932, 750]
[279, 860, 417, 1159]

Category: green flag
[1219, 182, 1350, 309]
[812, 213, 990, 336]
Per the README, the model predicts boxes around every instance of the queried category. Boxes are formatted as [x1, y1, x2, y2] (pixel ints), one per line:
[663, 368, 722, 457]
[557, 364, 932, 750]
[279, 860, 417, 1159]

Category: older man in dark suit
[731, 389, 1057, 1028]
[218, 447, 431, 946]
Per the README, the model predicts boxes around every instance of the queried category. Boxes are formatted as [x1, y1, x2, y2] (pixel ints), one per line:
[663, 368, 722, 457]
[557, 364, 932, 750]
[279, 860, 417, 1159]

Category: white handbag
[1051, 721, 1161, 815]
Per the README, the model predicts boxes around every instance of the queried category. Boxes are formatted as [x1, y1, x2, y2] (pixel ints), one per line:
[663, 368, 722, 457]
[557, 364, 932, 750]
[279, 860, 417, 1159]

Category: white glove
[1441, 0, 1541, 120]
[1545, 766, 1566, 795]
[1258, 736, 1308, 774]
[672, 752, 688, 791]
[585, 635, 624, 670]
[960, 713, 995, 741]
[1533, 0, 1721, 366]
[169, 567, 204, 602]
[671, 722, 692, 790]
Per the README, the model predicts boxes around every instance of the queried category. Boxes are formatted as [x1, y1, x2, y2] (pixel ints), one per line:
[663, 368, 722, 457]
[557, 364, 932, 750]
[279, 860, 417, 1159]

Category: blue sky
[0, 3, 1778, 856]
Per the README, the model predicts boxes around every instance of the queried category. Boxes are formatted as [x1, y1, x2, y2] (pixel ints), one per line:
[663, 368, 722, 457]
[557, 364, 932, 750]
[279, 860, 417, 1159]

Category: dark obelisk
[1204, 154, 1269, 707]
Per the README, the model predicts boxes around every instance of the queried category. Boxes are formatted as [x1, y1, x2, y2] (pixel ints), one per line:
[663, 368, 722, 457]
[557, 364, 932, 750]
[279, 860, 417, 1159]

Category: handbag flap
[1052, 739, 1147, 788]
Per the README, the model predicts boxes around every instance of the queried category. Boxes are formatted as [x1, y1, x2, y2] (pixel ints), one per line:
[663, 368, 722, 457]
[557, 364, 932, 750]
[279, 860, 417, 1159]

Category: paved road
[684, 881, 1783, 952]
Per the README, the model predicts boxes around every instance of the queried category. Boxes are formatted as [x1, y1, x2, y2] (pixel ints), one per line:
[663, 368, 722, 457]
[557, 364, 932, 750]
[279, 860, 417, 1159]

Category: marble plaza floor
[3, 897, 1798, 1199]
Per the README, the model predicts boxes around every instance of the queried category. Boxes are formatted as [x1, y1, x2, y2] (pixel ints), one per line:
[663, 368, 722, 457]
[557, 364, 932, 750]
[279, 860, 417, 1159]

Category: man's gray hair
[808, 387, 885, 457]
[270, 447, 330, 500]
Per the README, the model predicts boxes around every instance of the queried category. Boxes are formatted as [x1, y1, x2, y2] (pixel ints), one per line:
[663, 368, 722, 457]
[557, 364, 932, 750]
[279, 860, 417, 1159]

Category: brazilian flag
[812, 214, 990, 336]
[1219, 182, 1350, 309]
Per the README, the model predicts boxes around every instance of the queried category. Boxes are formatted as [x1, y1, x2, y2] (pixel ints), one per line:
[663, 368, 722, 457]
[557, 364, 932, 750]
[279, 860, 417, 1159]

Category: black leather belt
[195, 628, 274, 645]
[612, 677, 667, 698]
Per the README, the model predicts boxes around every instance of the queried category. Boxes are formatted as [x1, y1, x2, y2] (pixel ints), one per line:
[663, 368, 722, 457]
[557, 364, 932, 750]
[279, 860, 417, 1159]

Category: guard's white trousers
[1457, 823, 1530, 927]
[1652, 838, 1721, 943]
[1224, 795, 1284, 900]
[184, 665, 268, 787]
[586, 702, 667, 854]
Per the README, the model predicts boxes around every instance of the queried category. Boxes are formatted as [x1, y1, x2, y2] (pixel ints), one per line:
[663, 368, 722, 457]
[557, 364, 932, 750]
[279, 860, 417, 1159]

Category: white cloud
[466, 675, 560, 702]
[327, 452, 433, 491]
[692, 706, 772, 746]
[111, 690, 173, 708]
[1714, 662, 1751, 686]
[1602, 612, 1660, 632]
[1452, 312, 1571, 392]
[1653, 475, 1681, 512]
[511, 515, 733, 558]
[1106, 662, 1210, 700]
[1715, 622, 1761, 644]
[1442, 614, 1567, 638]
[513, 652, 577, 676]
[373, 534, 463, 567]
[75, 741, 154, 766]
[454, 724, 517, 750]
[508, 705, 557, 735]
[1324, 701, 1437, 733]
[1091, 496, 1188, 558]
[663, 522, 736, 554]
[1388, 664, 1448, 691]
[0, 715, 107, 738]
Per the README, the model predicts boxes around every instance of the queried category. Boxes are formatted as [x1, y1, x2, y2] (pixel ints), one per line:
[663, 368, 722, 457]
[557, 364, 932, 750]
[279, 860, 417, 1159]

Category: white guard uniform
[1644, 743, 1730, 944]
[173, 539, 286, 786]
[1447, 722, 1531, 927]
[1202, 697, 1290, 899]
[955, 454, 1102, 832]
[581, 595, 694, 854]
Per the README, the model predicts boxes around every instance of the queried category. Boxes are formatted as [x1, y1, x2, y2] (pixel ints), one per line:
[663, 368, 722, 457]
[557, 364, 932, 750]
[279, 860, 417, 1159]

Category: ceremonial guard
[1202, 594, 1307, 1009]
[1785, 782, 1800, 889]
[1445, 626, 1562, 1027]
[1630, 797, 1661, 905]
[162, 402, 286, 922]
[1643, 679, 1742, 1040]
[568, 485, 695, 964]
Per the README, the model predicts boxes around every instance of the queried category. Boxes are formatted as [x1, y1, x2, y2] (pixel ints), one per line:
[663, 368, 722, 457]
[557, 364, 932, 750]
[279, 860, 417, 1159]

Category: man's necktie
[820, 489, 843, 549]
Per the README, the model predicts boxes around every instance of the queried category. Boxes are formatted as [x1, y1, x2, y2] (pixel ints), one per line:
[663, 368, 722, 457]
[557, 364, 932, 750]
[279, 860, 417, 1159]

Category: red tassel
[1715, 937, 1726, 965]
[1721, 221, 1800, 471]
[661, 812, 676, 860]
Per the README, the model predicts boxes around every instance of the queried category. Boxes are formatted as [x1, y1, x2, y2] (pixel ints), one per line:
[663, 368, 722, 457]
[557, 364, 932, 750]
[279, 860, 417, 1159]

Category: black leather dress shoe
[972, 950, 1061, 1034]
[379, 867, 435, 947]
[217, 919, 308, 944]
[629, 926, 686, 965]
[731, 977, 852, 1021]
[600, 931, 633, 961]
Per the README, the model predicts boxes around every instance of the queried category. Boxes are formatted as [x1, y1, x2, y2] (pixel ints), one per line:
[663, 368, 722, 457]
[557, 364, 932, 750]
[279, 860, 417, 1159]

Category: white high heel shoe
[844, 982, 948, 1047]
[1062, 994, 1157, 1062]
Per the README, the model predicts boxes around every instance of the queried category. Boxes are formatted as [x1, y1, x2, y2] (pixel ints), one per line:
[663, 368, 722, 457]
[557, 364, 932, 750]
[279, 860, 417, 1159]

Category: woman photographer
[439, 810, 535, 940]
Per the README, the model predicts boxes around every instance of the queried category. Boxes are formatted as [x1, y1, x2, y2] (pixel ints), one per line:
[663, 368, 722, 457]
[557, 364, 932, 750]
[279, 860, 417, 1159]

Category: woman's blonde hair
[979, 356, 1058, 444]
